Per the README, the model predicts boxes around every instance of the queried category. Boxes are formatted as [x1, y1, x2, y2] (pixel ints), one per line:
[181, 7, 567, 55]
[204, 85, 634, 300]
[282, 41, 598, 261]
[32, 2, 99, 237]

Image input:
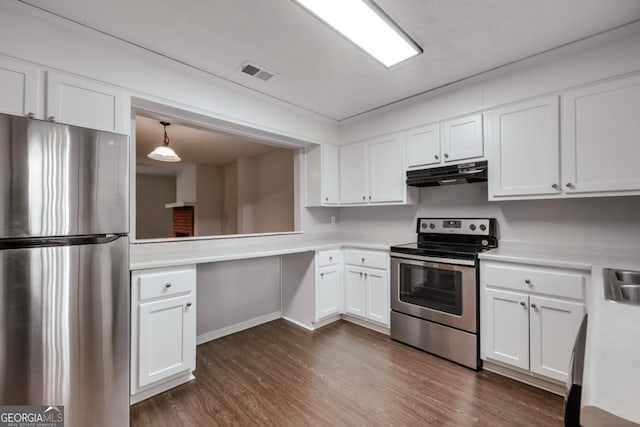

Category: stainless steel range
[390, 218, 498, 370]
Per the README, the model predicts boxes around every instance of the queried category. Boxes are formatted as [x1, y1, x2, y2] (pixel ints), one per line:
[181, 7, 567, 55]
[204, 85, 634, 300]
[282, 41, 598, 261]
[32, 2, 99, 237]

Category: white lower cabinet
[316, 265, 343, 321]
[343, 249, 390, 327]
[131, 265, 197, 402]
[481, 261, 586, 385]
[344, 266, 367, 317]
[365, 268, 389, 325]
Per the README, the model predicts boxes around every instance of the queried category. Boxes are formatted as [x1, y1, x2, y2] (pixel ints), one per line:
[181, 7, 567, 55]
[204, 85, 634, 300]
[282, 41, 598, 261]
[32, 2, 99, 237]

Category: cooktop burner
[390, 218, 498, 263]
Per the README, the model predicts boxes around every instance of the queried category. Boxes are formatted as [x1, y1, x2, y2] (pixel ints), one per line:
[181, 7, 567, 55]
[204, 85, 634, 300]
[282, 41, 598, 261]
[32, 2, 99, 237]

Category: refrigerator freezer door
[0, 236, 129, 427]
[0, 113, 129, 238]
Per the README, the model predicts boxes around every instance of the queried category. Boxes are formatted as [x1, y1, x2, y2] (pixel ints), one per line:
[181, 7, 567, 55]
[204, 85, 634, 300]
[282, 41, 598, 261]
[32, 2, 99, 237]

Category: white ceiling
[135, 115, 280, 171]
[21, 0, 640, 120]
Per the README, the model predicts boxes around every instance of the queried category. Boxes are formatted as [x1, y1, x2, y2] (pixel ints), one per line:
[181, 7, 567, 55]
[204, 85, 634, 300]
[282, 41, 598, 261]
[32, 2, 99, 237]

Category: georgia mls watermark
[0, 406, 64, 427]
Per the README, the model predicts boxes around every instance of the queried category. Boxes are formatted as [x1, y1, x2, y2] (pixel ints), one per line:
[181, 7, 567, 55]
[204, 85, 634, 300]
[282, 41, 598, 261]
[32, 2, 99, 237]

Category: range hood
[406, 161, 488, 187]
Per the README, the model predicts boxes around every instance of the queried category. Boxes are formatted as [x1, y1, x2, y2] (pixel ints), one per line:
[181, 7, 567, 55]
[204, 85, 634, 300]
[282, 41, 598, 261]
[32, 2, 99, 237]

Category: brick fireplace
[172, 206, 194, 237]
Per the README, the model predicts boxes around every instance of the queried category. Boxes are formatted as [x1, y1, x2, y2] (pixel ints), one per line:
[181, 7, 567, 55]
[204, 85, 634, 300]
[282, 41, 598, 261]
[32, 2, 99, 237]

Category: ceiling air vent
[240, 62, 275, 81]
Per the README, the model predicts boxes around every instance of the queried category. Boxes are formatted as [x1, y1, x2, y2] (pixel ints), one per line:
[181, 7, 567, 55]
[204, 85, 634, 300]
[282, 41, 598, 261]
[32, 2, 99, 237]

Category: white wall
[0, 1, 339, 146]
[337, 27, 640, 248]
[338, 184, 640, 248]
[135, 174, 176, 239]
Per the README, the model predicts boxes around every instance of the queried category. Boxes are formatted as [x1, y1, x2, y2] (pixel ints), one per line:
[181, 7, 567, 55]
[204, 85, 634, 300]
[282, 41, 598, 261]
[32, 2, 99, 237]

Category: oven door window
[399, 263, 463, 315]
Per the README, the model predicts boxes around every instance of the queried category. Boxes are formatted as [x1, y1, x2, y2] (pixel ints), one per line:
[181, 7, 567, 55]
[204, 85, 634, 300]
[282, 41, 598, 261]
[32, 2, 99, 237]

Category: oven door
[391, 255, 477, 333]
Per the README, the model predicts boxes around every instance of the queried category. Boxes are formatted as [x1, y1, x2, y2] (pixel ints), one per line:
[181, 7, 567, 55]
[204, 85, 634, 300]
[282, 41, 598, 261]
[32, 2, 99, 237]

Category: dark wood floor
[131, 320, 563, 427]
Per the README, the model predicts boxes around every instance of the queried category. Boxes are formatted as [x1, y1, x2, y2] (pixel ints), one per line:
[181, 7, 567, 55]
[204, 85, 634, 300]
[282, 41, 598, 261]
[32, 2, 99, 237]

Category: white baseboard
[282, 316, 314, 330]
[341, 314, 390, 335]
[196, 311, 282, 345]
[311, 314, 342, 330]
[483, 360, 565, 395]
[130, 372, 195, 405]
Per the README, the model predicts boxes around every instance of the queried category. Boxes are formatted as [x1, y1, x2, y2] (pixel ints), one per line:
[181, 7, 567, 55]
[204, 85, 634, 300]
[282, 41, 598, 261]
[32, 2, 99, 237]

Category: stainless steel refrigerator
[0, 113, 129, 426]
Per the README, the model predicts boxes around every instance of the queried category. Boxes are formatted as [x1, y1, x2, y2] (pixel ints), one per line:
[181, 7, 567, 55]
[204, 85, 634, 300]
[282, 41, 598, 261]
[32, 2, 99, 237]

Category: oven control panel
[418, 218, 492, 235]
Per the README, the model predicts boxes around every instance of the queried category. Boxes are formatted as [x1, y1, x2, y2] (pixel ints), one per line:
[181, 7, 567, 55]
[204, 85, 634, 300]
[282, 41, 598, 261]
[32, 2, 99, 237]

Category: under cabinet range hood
[406, 161, 488, 187]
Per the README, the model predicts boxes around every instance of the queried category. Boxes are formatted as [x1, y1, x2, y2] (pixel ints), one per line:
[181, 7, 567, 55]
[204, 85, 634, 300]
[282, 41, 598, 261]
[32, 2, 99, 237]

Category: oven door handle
[390, 252, 476, 267]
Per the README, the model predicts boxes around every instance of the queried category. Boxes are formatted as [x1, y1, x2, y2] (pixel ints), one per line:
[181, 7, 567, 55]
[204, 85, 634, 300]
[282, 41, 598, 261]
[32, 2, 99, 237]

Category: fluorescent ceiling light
[295, 0, 421, 67]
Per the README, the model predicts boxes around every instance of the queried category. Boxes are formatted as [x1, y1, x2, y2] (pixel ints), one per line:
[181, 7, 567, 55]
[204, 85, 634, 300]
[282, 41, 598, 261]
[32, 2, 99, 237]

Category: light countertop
[479, 241, 640, 427]
[129, 232, 394, 270]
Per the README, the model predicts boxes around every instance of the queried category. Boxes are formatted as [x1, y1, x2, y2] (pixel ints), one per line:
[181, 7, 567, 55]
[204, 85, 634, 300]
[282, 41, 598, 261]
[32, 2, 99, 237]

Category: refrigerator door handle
[0, 234, 126, 250]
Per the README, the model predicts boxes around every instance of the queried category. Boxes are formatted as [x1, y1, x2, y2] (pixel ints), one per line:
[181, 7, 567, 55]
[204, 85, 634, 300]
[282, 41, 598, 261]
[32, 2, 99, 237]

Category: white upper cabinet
[46, 71, 128, 134]
[0, 56, 41, 119]
[489, 96, 560, 199]
[340, 134, 415, 206]
[339, 142, 369, 204]
[368, 133, 404, 203]
[406, 124, 440, 168]
[305, 143, 340, 206]
[563, 74, 640, 195]
[442, 113, 483, 162]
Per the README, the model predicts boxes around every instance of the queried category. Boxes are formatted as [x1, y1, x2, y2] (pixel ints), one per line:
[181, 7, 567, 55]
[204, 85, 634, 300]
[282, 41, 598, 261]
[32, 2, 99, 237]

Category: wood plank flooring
[131, 320, 563, 426]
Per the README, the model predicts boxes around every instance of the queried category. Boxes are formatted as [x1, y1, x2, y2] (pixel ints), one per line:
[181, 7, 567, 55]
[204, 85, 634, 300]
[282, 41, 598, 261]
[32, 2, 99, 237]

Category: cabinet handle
[48, 115, 56, 122]
[186, 302, 192, 307]
[531, 303, 537, 309]
[520, 301, 526, 307]
[320, 273, 324, 278]
[525, 279, 531, 285]
[444, 153, 449, 159]
[27, 112, 35, 119]
[566, 182, 573, 188]
[165, 283, 172, 288]
[434, 155, 439, 160]
[551, 183, 558, 189]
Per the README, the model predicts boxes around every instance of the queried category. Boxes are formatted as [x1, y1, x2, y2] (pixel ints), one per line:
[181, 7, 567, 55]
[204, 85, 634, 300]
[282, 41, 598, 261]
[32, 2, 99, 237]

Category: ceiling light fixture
[294, 0, 422, 68]
[147, 121, 181, 162]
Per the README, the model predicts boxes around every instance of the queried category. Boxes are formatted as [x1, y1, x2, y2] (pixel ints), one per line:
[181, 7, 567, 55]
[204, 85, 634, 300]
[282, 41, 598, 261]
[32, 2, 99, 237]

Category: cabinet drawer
[317, 249, 342, 267]
[135, 266, 196, 301]
[344, 249, 388, 269]
[482, 262, 584, 300]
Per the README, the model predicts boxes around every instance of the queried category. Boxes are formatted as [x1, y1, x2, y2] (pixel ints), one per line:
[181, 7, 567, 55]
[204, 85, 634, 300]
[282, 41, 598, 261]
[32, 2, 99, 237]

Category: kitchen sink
[604, 269, 640, 305]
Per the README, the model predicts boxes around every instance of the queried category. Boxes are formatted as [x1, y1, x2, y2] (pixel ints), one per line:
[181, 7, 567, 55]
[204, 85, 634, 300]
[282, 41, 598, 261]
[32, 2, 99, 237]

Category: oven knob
[469, 224, 476, 231]
[479, 224, 487, 231]
[421, 223, 427, 229]
[429, 223, 435, 230]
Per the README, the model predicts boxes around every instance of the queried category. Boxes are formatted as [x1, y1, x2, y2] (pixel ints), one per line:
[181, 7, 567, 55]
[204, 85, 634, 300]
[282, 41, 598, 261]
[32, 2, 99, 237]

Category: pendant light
[147, 121, 181, 162]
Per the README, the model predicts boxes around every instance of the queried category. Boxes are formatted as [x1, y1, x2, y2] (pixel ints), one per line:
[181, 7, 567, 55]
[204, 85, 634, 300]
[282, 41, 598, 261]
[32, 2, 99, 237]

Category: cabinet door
[46, 71, 128, 134]
[339, 142, 368, 204]
[369, 133, 404, 203]
[489, 96, 560, 198]
[316, 266, 343, 321]
[137, 294, 196, 388]
[365, 268, 389, 326]
[482, 288, 530, 370]
[322, 144, 340, 205]
[344, 267, 366, 316]
[407, 124, 440, 168]
[442, 113, 483, 162]
[563, 74, 640, 194]
[0, 56, 40, 118]
[529, 296, 585, 382]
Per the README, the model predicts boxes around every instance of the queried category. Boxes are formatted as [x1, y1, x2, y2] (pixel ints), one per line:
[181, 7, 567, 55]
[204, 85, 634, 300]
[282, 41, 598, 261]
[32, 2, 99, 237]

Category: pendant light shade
[147, 121, 181, 162]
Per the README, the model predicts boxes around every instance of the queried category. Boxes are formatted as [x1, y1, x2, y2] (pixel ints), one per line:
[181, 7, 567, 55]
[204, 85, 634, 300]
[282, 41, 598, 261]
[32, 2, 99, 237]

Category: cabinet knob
[434, 155, 439, 160]
[359, 272, 363, 277]
[165, 283, 172, 288]
[320, 273, 324, 278]
[362, 196, 366, 200]
[368, 196, 372, 200]
[48, 115, 55, 122]
[325, 197, 328, 201]
[361, 258, 365, 263]
[364, 273, 368, 278]
[27, 112, 35, 119]
[525, 279, 531, 285]
[186, 302, 192, 307]
[444, 153, 449, 159]
[531, 303, 537, 309]
[551, 183, 558, 189]
[329, 256, 333, 260]
[520, 301, 526, 307]
[566, 182, 573, 188]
